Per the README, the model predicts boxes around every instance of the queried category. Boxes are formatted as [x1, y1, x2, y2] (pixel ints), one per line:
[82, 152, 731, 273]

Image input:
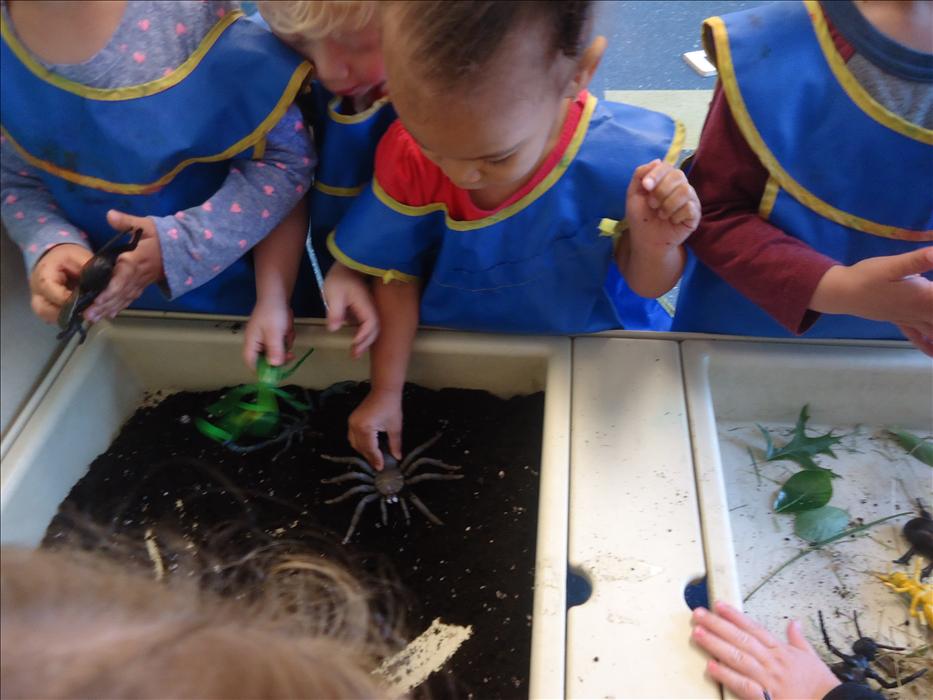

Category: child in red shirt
[328, 1, 701, 467]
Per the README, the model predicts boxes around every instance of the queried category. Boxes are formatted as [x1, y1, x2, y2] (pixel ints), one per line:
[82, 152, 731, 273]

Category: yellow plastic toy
[878, 560, 933, 627]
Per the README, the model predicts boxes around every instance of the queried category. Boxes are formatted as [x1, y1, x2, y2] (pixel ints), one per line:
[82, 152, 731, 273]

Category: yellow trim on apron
[0, 62, 313, 194]
[0, 10, 245, 102]
[252, 137, 267, 160]
[758, 176, 780, 219]
[314, 181, 365, 197]
[707, 15, 933, 241]
[327, 95, 391, 124]
[327, 231, 419, 284]
[804, 0, 933, 145]
[370, 93, 600, 232]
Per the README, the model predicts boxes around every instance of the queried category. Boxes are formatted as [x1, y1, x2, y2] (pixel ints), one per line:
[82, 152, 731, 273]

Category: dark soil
[43, 382, 545, 699]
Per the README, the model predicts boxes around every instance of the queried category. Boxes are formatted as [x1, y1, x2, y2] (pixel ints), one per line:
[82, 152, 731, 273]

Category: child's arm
[323, 262, 380, 359]
[86, 104, 314, 320]
[1, 146, 94, 322]
[616, 160, 700, 298]
[242, 198, 307, 369]
[347, 279, 420, 470]
[809, 249, 933, 355]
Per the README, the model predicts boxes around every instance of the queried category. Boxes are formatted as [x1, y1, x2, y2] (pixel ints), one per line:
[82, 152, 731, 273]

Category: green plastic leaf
[886, 428, 933, 467]
[773, 469, 833, 513]
[760, 405, 842, 474]
[793, 506, 850, 544]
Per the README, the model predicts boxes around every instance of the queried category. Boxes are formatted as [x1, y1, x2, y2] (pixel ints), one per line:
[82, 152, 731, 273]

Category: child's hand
[84, 210, 164, 322]
[691, 602, 840, 700]
[811, 247, 933, 355]
[627, 159, 701, 250]
[324, 262, 380, 358]
[243, 299, 295, 370]
[28, 243, 93, 323]
[348, 388, 402, 471]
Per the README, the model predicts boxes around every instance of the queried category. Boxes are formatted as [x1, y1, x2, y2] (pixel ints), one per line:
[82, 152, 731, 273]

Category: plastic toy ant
[893, 499, 933, 580]
[818, 610, 927, 688]
[56, 227, 142, 344]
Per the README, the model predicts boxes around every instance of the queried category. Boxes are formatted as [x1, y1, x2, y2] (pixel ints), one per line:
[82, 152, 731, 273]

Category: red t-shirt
[374, 91, 587, 220]
[685, 16, 857, 334]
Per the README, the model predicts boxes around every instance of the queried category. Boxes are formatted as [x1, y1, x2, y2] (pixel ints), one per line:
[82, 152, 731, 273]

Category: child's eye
[486, 153, 514, 166]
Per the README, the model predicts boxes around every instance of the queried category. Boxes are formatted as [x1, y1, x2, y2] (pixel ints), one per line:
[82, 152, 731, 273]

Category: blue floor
[591, 0, 768, 93]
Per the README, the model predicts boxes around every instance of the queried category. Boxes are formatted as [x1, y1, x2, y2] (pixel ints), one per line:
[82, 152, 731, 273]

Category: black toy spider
[321, 433, 463, 544]
[818, 610, 927, 689]
[57, 227, 142, 343]
[893, 498, 933, 580]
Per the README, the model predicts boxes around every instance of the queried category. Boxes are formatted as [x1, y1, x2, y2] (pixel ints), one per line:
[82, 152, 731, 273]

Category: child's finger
[657, 186, 693, 221]
[668, 198, 700, 228]
[712, 602, 780, 650]
[706, 659, 766, 700]
[692, 622, 766, 680]
[883, 246, 933, 280]
[350, 313, 379, 359]
[31, 294, 62, 324]
[387, 427, 403, 462]
[899, 324, 933, 357]
[648, 167, 687, 204]
[264, 333, 286, 366]
[350, 428, 383, 471]
[627, 159, 662, 196]
[640, 160, 671, 193]
[327, 293, 347, 332]
[242, 335, 261, 370]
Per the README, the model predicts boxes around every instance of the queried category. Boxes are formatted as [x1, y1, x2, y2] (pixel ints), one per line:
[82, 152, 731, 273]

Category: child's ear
[566, 35, 607, 97]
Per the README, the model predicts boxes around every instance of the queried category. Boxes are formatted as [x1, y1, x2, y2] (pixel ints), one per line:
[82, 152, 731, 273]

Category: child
[327, 0, 701, 467]
[1, 544, 397, 699]
[0, 1, 313, 326]
[243, 0, 394, 368]
[672, 0, 933, 354]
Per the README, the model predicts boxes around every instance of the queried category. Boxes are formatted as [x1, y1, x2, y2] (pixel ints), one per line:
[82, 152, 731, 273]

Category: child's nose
[445, 162, 482, 187]
[315, 55, 350, 82]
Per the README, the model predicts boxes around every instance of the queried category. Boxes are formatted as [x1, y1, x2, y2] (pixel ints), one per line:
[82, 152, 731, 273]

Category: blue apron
[294, 82, 395, 316]
[1, 10, 311, 315]
[673, 0, 933, 339]
[330, 93, 682, 334]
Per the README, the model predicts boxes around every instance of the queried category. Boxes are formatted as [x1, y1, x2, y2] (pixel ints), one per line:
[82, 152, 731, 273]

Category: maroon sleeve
[685, 84, 838, 334]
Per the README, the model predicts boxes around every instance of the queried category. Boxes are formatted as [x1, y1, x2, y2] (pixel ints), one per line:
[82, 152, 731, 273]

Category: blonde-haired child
[243, 0, 393, 368]
[1, 543, 398, 699]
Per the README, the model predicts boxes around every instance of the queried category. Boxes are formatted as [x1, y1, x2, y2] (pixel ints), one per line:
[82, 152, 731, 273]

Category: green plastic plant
[196, 348, 314, 452]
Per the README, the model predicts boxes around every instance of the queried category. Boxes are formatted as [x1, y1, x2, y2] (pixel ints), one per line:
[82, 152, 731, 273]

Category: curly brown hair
[386, 0, 594, 86]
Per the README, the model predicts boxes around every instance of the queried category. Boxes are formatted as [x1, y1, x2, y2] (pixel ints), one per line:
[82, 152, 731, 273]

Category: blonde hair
[1, 543, 402, 699]
[258, 1, 380, 41]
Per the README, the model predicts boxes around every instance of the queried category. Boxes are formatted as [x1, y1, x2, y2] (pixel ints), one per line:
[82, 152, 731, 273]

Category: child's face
[282, 23, 385, 97]
[383, 16, 590, 195]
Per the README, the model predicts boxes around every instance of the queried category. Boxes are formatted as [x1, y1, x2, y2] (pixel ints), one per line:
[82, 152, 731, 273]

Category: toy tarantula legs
[399, 433, 442, 471]
[342, 493, 379, 544]
[321, 454, 376, 476]
[406, 473, 464, 486]
[322, 472, 373, 485]
[404, 457, 461, 476]
[817, 611, 849, 661]
[864, 666, 927, 690]
[399, 498, 411, 524]
[407, 492, 443, 525]
[380, 498, 389, 525]
[325, 484, 375, 505]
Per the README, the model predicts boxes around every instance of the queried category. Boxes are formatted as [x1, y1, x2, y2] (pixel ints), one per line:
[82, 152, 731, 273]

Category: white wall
[1, 227, 61, 436]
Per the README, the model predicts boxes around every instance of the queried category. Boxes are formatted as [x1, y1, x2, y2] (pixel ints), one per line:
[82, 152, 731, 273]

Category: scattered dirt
[43, 382, 545, 699]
